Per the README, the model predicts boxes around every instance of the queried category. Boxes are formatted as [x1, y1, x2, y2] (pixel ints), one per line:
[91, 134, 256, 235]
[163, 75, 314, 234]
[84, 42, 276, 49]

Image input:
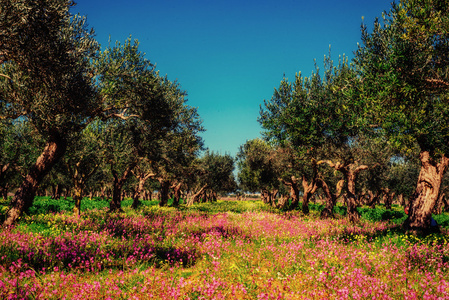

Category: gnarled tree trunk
[261, 189, 269, 204]
[158, 179, 171, 207]
[319, 160, 369, 222]
[73, 182, 83, 216]
[398, 194, 405, 207]
[171, 181, 183, 206]
[382, 188, 395, 210]
[434, 193, 445, 215]
[0, 164, 10, 200]
[132, 172, 154, 209]
[0, 184, 9, 201]
[261, 188, 278, 207]
[277, 194, 290, 209]
[3, 133, 67, 226]
[367, 190, 381, 209]
[282, 176, 300, 210]
[317, 178, 344, 219]
[404, 152, 449, 234]
[346, 166, 368, 222]
[270, 189, 278, 207]
[71, 161, 99, 216]
[301, 175, 318, 215]
[442, 193, 449, 213]
[210, 190, 217, 202]
[187, 184, 207, 206]
[110, 162, 137, 212]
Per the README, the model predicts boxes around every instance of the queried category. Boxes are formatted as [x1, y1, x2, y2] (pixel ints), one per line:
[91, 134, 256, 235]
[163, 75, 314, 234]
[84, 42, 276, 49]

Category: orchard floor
[1, 199, 449, 299]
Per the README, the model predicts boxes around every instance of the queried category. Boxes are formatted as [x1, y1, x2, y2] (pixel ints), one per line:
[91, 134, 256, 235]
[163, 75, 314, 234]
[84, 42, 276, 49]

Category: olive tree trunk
[301, 175, 318, 214]
[110, 162, 136, 212]
[345, 165, 368, 222]
[382, 188, 395, 210]
[282, 176, 300, 210]
[158, 179, 170, 207]
[317, 178, 344, 218]
[367, 190, 381, 209]
[0, 164, 10, 200]
[3, 133, 67, 226]
[171, 182, 183, 206]
[73, 183, 83, 216]
[186, 184, 207, 206]
[404, 152, 449, 234]
[277, 194, 290, 209]
[132, 172, 154, 209]
[319, 160, 369, 223]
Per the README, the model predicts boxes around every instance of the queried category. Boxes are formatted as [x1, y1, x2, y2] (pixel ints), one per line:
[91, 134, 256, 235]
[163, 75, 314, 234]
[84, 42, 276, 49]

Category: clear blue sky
[73, 0, 392, 157]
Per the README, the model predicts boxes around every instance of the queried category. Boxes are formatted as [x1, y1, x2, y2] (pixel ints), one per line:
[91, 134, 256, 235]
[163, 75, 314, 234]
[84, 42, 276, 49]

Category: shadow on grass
[152, 246, 198, 268]
[188, 225, 251, 241]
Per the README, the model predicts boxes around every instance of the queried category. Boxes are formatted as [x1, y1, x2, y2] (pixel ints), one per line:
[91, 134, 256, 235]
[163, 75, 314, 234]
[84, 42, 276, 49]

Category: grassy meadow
[0, 197, 449, 299]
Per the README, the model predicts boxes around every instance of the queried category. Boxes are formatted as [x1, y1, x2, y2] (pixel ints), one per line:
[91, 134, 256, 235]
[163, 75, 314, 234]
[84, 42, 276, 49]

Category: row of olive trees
[236, 137, 428, 214]
[0, 115, 237, 212]
[0, 0, 236, 225]
[238, 0, 449, 234]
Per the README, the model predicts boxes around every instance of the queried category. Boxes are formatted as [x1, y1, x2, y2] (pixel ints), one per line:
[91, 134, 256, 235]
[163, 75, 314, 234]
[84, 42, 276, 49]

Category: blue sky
[73, 0, 392, 157]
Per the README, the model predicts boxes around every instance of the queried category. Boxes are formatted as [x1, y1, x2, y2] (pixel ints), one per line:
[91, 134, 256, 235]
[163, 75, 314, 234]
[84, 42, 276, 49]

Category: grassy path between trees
[0, 198, 448, 299]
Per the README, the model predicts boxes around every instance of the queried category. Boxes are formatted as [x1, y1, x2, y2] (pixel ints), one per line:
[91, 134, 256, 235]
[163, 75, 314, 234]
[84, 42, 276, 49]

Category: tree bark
[187, 184, 207, 206]
[171, 182, 183, 206]
[110, 162, 137, 212]
[434, 193, 445, 215]
[319, 160, 368, 222]
[398, 194, 405, 207]
[3, 133, 67, 226]
[0, 164, 10, 200]
[301, 175, 318, 215]
[346, 165, 368, 222]
[404, 152, 449, 234]
[443, 194, 449, 212]
[158, 179, 170, 207]
[282, 176, 300, 210]
[132, 172, 154, 209]
[73, 183, 83, 216]
[0, 184, 9, 200]
[210, 190, 217, 202]
[261, 189, 269, 204]
[269, 189, 278, 207]
[317, 178, 344, 218]
[367, 190, 381, 209]
[261, 188, 278, 207]
[382, 188, 395, 210]
[70, 161, 99, 216]
[277, 194, 290, 209]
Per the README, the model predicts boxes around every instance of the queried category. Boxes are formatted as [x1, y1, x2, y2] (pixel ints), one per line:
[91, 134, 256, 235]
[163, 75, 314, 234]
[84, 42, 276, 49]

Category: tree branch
[353, 165, 369, 176]
[0, 73, 12, 80]
[0, 111, 27, 120]
[109, 113, 139, 120]
[317, 159, 336, 168]
[335, 179, 345, 197]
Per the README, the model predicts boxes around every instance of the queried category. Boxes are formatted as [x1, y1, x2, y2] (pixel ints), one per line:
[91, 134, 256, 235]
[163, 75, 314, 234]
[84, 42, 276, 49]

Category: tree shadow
[188, 225, 251, 241]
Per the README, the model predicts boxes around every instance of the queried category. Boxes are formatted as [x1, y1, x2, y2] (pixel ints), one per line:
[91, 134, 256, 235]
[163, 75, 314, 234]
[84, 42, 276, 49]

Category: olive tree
[260, 55, 378, 220]
[0, 0, 99, 225]
[237, 138, 281, 207]
[354, 0, 449, 233]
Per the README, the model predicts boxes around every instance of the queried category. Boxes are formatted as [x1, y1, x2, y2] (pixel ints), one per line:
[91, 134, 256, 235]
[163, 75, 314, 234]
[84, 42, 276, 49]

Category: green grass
[1, 195, 448, 230]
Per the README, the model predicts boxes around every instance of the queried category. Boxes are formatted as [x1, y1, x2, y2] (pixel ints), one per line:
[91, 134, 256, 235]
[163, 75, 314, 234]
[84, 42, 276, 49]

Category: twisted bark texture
[404, 152, 449, 234]
[3, 133, 67, 226]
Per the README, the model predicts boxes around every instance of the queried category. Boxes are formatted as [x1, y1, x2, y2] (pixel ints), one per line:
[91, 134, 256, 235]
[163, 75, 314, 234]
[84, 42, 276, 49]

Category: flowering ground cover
[0, 199, 449, 299]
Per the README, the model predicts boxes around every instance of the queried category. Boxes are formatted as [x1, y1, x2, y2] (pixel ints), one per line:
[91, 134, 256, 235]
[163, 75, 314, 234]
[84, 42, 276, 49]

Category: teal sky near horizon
[73, 0, 392, 157]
